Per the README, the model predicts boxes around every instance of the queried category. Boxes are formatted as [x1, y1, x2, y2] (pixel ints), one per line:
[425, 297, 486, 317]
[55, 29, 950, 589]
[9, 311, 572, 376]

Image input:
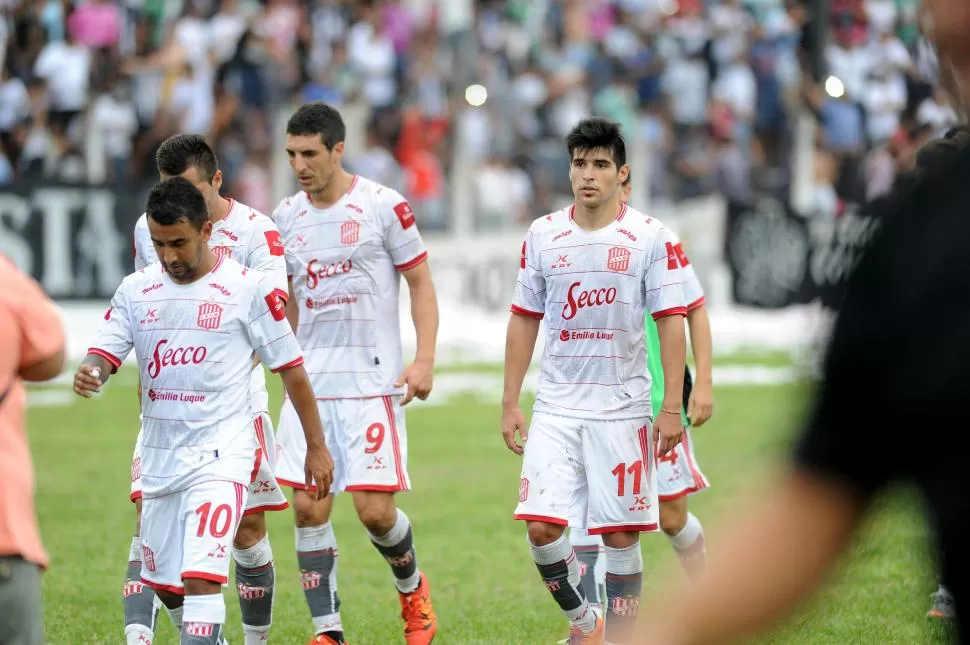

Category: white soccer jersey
[511, 204, 688, 420]
[90, 257, 303, 497]
[667, 229, 705, 311]
[132, 198, 288, 414]
[273, 176, 428, 399]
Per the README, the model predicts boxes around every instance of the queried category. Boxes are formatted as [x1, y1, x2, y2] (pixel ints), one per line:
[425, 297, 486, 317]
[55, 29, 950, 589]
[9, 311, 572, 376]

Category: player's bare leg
[659, 498, 706, 578]
[292, 490, 344, 644]
[124, 497, 160, 645]
[234, 512, 276, 644]
[155, 579, 229, 645]
[352, 490, 437, 645]
[600, 531, 643, 645]
[528, 521, 604, 644]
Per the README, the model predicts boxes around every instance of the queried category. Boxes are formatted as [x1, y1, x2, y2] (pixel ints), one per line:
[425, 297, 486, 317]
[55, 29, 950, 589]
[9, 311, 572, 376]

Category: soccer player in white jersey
[502, 117, 689, 645]
[73, 178, 334, 645]
[271, 103, 440, 645]
[125, 134, 291, 645]
[562, 175, 715, 642]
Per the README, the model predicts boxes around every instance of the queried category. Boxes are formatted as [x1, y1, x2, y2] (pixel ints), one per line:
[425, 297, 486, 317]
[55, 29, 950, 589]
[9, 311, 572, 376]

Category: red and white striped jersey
[132, 198, 288, 414]
[90, 257, 302, 497]
[667, 228, 705, 312]
[273, 176, 428, 399]
[511, 204, 688, 420]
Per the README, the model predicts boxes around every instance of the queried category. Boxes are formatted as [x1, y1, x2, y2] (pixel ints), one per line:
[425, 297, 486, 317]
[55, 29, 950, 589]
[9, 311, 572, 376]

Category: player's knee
[352, 491, 396, 534]
[182, 577, 222, 596]
[153, 588, 183, 610]
[234, 512, 265, 549]
[601, 531, 639, 550]
[660, 500, 688, 536]
[292, 489, 331, 527]
[526, 521, 565, 547]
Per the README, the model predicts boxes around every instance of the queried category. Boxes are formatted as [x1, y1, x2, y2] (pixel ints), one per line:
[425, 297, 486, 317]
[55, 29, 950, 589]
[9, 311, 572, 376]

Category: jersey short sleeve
[510, 230, 545, 319]
[246, 215, 289, 296]
[247, 275, 304, 373]
[272, 197, 301, 279]
[644, 227, 688, 320]
[666, 230, 705, 311]
[89, 282, 135, 373]
[133, 216, 152, 271]
[378, 188, 427, 271]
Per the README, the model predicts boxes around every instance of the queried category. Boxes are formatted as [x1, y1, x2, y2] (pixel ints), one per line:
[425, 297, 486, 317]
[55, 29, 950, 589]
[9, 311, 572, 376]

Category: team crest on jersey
[197, 303, 223, 330]
[341, 219, 360, 245]
[211, 246, 233, 259]
[607, 246, 631, 273]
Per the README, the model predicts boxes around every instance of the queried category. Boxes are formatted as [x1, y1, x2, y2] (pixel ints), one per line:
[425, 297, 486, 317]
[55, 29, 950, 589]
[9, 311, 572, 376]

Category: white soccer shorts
[656, 427, 710, 501]
[130, 412, 288, 515]
[275, 396, 410, 494]
[514, 412, 659, 534]
[139, 479, 248, 593]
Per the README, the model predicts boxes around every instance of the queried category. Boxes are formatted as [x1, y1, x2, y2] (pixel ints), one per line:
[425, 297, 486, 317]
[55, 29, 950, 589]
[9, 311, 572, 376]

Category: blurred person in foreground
[0, 254, 67, 645]
[634, 2, 970, 639]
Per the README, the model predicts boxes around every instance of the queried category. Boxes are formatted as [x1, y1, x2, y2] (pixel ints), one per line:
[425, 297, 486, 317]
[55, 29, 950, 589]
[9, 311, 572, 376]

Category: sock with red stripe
[530, 533, 598, 635]
[368, 509, 420, 594]
[234, 534, 275, 644]
[569, 528, 604, 608]
[296, 523, 344, 642]
[124, 536, 159, 644]
[181, 594, 224, 645]
[604, 542, 643, 643]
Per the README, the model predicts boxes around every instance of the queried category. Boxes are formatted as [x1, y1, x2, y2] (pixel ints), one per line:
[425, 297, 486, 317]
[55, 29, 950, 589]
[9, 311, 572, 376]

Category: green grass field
[26, 361, 954, 644]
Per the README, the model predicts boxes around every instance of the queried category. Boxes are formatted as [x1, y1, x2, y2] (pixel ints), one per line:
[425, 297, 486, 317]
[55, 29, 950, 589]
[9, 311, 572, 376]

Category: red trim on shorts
[510, 304, 543, 319]
[513, 514, 569, 526]
[251, 416, 266, 483]
[382, 395, 408, 491]
[659, 488, 702, 502]
[395, 251, 428, 272]
[345, 484, 404, 492]
[681, 430, 708, 492]
[587, 523, 659, 535]
[651, 306, 687, 320]
[142, 578, 184, 595]
[88, 347, 122, 372]
[182, 571, 228, 585]
[271, 356, 304, 373]
[233, 482, 245, 522]
[244, 501, 290, 515]
[130, 491, 143, 502]
[686, 296, 706, 311]
[277, 476, 316, 491]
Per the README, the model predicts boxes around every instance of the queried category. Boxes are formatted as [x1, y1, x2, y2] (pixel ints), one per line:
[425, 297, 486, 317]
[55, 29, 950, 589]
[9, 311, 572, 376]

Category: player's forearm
[285, 284, 299, 332]
[82, 354, 113, 384]
[637, 470, 864, 645]
[686, 305, 713, 386]
[502, 314, 540, 406]
[655, 315, 686, 409]
[280, 365, 326, 450]
[19, 348, 66, 382]
[409, 278, 439, 365]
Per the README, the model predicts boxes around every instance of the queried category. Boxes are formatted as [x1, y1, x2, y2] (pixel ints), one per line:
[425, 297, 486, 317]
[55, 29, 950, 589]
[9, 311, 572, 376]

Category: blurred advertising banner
[0, 181, 153, 299]
[726, 196, 881, 309]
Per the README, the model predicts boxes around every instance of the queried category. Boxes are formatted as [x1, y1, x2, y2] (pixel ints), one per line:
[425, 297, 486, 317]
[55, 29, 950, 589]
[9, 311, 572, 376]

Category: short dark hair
[155, 134, 219, 183]
[286, 102, 346, 150]
[565, 117, 627, 168]
[146, 177, 208, 231]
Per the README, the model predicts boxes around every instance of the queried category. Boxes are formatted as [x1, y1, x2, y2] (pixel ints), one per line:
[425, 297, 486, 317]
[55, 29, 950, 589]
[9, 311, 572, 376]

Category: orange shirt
[0, 255, 66, 568]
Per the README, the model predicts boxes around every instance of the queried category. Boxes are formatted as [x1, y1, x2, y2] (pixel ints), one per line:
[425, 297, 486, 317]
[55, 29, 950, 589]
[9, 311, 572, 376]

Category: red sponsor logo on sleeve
[104, 307, 112, 321]
[520, 240, 527, 269]
[264, 230, 284, 256]
[393, 201, 415, 229]
[265, 288, 287, 321]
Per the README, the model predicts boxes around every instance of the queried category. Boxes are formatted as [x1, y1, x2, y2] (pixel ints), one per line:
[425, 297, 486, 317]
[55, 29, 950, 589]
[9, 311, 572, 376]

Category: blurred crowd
[0, 0, 955, 230]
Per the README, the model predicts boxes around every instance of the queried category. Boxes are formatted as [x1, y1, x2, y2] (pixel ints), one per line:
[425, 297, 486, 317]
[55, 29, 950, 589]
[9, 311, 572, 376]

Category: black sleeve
[793, 165, 970, 497]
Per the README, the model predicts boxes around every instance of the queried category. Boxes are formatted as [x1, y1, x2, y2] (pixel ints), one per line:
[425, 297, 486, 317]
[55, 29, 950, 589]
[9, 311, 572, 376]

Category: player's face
[286, 134, 344, 194]
[162, 166, 224, 221]
[148, 217, 213, 283]
[568, 148, 629, 208]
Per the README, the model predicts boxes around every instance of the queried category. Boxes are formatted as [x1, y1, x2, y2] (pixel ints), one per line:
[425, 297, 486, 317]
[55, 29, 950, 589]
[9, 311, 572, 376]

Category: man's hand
[687, 382, 714, 427]
[304, 444, 335, 500]
[654, 410, 683, 458]
[502, 403, 528, 455]
[394, 359, 433, 406]
[73, 365, 103, 398]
